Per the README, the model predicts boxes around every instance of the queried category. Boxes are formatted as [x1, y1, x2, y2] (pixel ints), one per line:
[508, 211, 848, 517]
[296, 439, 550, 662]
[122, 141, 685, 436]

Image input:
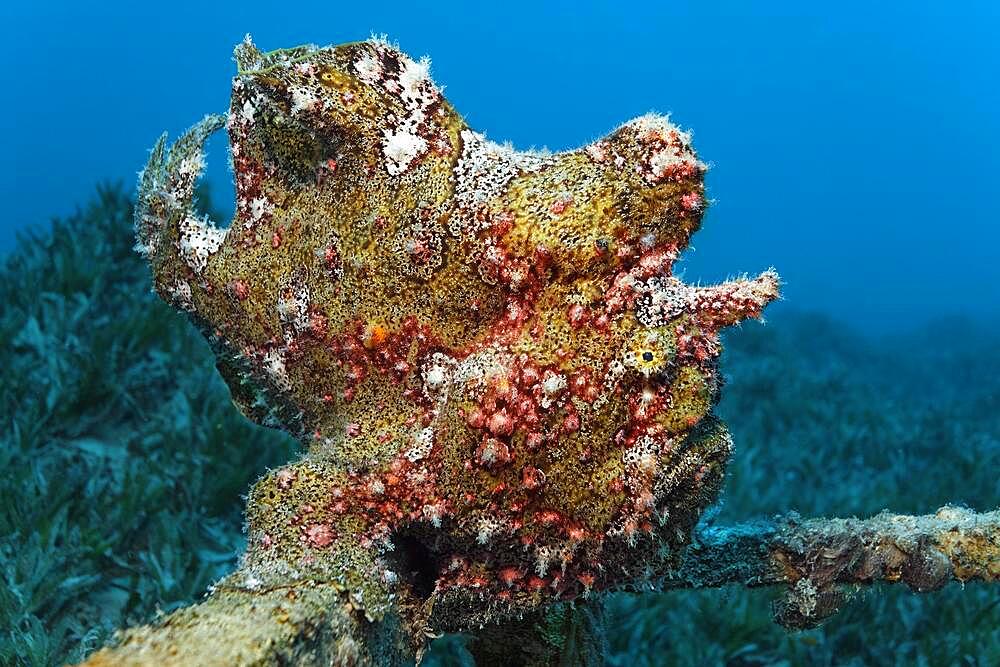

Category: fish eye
[625, 328, 677, 378]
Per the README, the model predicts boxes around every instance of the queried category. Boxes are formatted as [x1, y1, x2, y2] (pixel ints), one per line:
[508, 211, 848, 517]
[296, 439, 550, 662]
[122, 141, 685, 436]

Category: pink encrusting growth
[135, 36, 779, 631]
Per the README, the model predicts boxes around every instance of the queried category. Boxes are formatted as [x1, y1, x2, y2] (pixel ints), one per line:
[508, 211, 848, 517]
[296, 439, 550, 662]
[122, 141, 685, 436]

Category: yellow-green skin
[135, 37, 779, 630]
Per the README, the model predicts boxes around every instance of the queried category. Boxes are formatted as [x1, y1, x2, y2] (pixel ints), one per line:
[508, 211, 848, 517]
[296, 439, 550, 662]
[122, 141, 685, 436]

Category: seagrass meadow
[0, 184, 997, 665]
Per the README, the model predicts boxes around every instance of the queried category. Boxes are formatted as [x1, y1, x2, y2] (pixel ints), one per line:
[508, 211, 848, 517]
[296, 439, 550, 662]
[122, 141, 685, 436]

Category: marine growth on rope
[135, 36, 779, 629]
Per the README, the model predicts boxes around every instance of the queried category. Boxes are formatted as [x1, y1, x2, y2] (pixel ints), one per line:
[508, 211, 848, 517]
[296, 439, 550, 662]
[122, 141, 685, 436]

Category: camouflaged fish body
[136, 36, 778, 629]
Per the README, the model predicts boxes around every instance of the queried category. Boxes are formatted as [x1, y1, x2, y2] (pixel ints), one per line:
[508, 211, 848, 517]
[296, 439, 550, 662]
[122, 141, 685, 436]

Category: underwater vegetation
[2, 185, 999, 666]
[0, 184, 294, 666]
[0, 36, 997, 667]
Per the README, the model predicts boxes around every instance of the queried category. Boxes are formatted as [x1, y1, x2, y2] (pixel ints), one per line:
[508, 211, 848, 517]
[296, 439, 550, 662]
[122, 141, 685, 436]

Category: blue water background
[2, 1, 997, 331]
